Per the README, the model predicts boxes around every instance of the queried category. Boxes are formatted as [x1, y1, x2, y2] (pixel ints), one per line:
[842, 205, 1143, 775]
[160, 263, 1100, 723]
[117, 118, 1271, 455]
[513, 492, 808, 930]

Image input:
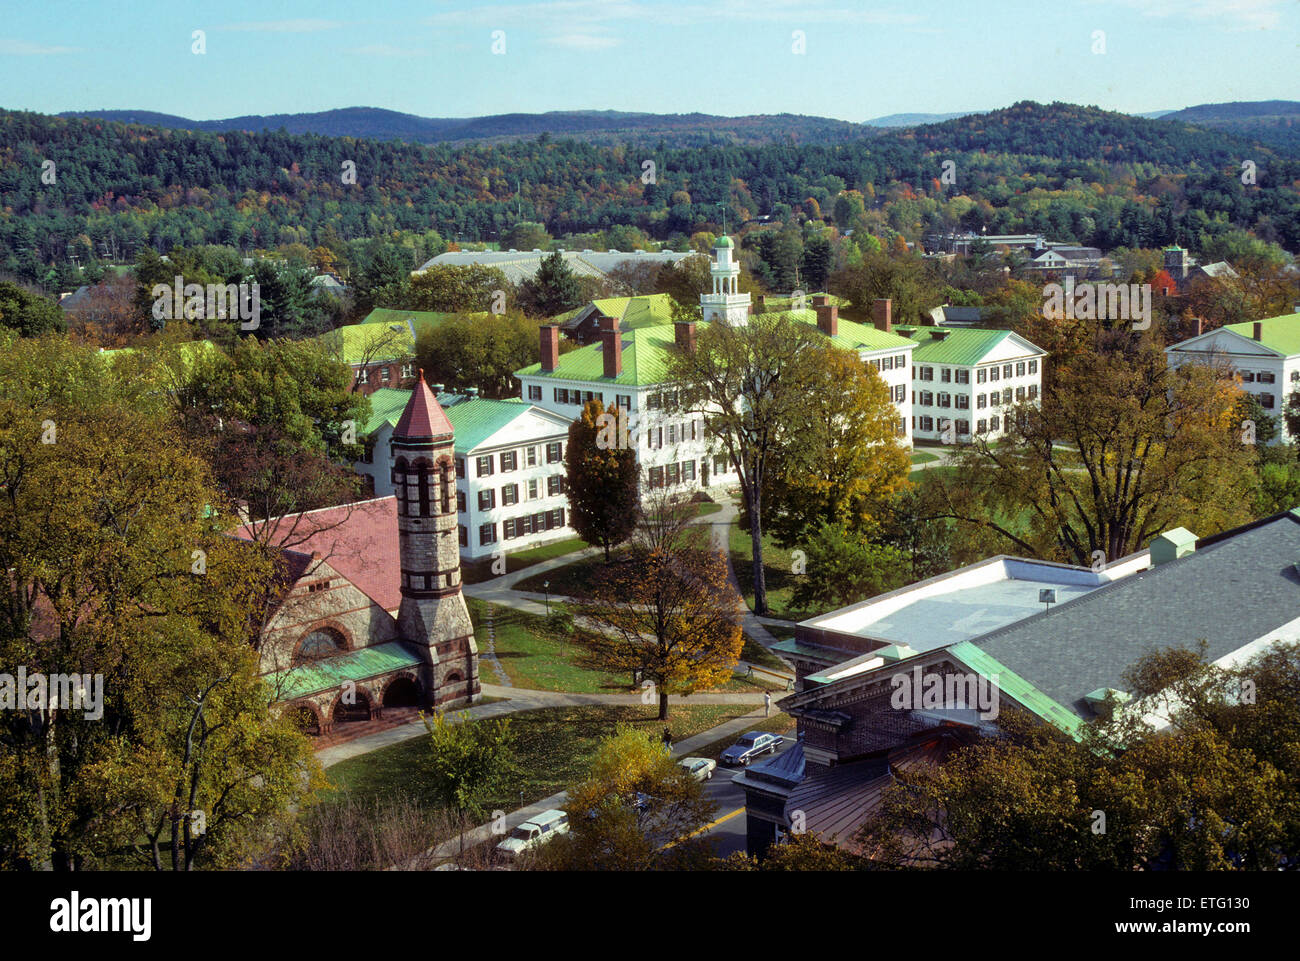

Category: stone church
[244, 373, 480, 735]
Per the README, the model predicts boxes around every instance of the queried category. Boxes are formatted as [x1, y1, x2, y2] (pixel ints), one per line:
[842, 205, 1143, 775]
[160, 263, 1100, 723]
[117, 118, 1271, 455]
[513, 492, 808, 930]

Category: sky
[1, 0, 1295, 122]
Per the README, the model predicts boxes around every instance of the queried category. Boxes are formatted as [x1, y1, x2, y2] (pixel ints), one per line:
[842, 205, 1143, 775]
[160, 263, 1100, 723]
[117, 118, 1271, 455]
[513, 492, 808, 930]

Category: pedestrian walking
[764, 691, 772, 717]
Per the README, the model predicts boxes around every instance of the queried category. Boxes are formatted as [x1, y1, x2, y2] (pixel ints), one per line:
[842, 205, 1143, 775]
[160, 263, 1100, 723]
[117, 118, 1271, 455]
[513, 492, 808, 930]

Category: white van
[495, 809, 570, 860]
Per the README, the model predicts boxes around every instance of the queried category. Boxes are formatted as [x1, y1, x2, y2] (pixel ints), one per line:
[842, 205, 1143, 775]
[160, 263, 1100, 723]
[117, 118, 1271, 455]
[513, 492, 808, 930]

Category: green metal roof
[895, 325, 1020, 366]
[772, 309, 916, 353]
[444, 397, 539, 451]
[714, 236, 734, 248]
[948, 641, 1085, 740]
[362, 387, 542, 452]
[363, 388, 416, 435]
[559, 294, 676, 330]
[273, 641, 425, 700]
[318, 322, 416, 366]
[360, 307, 486, 338]
[1222, 314, 1300, 357]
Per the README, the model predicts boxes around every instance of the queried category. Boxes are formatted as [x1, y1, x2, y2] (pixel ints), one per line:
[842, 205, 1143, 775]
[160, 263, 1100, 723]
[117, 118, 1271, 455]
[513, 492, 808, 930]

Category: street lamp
[543, 580, 550, 617]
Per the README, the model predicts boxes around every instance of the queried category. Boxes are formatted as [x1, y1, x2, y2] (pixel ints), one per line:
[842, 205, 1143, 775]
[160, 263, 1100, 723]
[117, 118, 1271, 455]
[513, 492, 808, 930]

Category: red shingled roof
[394, 370, 454, 441]
[236, 497, 401, 612]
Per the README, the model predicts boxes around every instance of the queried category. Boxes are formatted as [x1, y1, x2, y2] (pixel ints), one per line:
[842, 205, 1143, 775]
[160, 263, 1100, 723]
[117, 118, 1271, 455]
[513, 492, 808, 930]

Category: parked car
[678, 757, 717, 781]
[720, 732, 783, 766]
[495, 809, 569, 860]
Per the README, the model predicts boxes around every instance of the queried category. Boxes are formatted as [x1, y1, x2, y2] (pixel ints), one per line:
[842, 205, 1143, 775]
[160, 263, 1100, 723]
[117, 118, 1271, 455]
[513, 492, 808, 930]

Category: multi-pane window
[502, 484, 519, 506]
[455, 457, 465, 478]
[382, 367, 391, 383]
[1261, 393, 1277, 409]
[713, 455, 728, 474]
[617, 394, 631, 409]
[1003, 364, 1013, 378]
[668, 425, 678, 444]
[892, 384, 905, 403]
[941, 368, 951, 383]
[527, 479, 539, 500]
[683, 460, 696, 482]
[1029, 384, 1039, 399]
[896, 354, 906, 369]
[956, 369, 970, 384]
[923, 367, 934, 381]
[456, 491, 466, 513]
[977, 419, 988, 434]
[938, 393, 952, 408]
[921, 416, 934, 431]
[989, 367, 1000, 382]
[547, 475, 565, 496]
[479, 523, 497, 546]
[666, 463, 681, 486]
[977, 394, 987, 409]
[990, 415, 1001, 431]
[501, 451, 518, 472]
[458, 525, 468, 546]
[648, 466, 665, 488]
[1003, 388, 1013, 405]
[956, 395, 969, 410]
[648, 393, 662, 410]
[1016, 387, 1026, 401]
[1028, 359, 1038, 375]
[478, 489, 495, 511]
[957, 420, 970, 435]
[1016, 362, 1026, 377]
[476, 455, 493, 477]
[1259, 371, 1276, 384]
[402, 363, 414, 378]
[526, 446, 537, 467]
[977, 368, 988, 384]
[528, 385, 542, 401]
[546, 442, 562, 463]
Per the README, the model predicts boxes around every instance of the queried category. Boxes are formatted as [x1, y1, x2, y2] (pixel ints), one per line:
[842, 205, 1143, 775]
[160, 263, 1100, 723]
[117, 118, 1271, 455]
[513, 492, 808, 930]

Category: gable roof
[236, 496, 401, 612]
[515, 323, 680, 387]
[1221, 314, 1300, 356]
[318, 322, 416, 366]
[364, 388, 565, 452]
[895, 326, 1045, 366]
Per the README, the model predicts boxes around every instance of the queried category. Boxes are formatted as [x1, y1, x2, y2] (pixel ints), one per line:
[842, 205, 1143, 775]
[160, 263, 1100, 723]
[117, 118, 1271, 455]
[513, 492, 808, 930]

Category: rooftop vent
[1084, 687, 1132, 716]
[465, 387, 480, 398]
[1150, 527, 1197, 566]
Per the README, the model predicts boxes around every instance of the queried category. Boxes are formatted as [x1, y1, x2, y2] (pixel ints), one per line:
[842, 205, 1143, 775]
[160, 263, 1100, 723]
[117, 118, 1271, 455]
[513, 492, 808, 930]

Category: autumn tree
[576, 492, 743, 719]
[0, 334, 321, 870]
[414, 311, 563, 399]
[762, 344, 911, 548]
[532, 726, 717, 870]
[664, 310, 826, 614]
[565, 399, 640, 562]
[925, 330, 1256, 565]
[410, 264, 511, 314]
[423, 712, 517, 855]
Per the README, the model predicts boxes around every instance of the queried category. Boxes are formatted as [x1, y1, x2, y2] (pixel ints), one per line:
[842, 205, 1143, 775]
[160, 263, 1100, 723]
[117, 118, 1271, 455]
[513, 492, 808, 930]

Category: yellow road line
[662, 806, 745, 849]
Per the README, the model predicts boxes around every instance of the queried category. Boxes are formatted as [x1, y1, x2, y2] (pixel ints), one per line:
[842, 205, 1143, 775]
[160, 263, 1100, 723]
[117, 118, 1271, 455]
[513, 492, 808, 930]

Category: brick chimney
[812, 294, 829, 308]
[873, 298, 893, 333]
[540, 325, 560, 372]
[600, 315, 622, 378]
[675, 319, 697, 353]
[1253, 321, 1263, 341]
[816, 303, 838, 337]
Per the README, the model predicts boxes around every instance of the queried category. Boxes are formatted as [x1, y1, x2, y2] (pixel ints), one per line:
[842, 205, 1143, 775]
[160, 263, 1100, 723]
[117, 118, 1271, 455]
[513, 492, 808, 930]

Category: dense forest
[2, 101, 1297, 291]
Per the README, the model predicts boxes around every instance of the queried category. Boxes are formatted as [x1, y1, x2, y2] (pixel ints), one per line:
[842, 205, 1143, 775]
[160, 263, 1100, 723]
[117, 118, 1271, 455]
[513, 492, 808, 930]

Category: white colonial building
[355, 387, 575, 559]
[899, 325, 1047, 442]
[1165, 313, 1300, 443]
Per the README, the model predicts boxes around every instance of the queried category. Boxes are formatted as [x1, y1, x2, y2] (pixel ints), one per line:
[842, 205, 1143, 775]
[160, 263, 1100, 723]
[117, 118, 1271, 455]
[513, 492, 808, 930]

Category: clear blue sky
[1, 0, 1295, 121]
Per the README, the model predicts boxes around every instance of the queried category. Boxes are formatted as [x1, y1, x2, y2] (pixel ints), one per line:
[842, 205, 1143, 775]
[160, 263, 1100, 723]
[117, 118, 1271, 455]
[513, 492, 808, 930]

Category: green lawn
[727, 522, 830, 621]
[910, 450, 939, 465]
[461, 537, 592, 585]
[323, 703, 757, 812]
[741, 633, 789, 670]
[470, 598, 630, 693]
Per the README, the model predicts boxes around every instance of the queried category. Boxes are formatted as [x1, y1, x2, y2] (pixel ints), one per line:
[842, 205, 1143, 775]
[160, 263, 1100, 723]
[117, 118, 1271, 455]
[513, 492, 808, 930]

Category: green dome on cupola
[714, 235, 734, 249]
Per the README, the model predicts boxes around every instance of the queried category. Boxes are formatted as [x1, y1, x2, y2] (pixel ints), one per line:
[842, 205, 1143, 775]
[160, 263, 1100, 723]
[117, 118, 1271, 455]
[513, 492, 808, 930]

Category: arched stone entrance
[382, 675, 421, 709]
[332, 689, 373, 725]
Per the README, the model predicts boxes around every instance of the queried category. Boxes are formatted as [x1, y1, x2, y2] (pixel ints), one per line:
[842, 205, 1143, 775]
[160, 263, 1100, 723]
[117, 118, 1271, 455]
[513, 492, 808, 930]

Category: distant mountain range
[57, 100, 1300, 151]
[56, 107, 869, 147]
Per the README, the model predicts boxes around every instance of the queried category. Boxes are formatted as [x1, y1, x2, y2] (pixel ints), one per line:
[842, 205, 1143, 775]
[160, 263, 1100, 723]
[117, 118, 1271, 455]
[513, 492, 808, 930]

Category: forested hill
[57, 106, 870, 148]
[1156, 101, 1300, 152]
[4, 100, 1298, 284]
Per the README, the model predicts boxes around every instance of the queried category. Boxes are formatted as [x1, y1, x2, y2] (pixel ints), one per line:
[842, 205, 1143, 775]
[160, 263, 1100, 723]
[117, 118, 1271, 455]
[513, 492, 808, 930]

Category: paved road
[686, 733, 800, 858]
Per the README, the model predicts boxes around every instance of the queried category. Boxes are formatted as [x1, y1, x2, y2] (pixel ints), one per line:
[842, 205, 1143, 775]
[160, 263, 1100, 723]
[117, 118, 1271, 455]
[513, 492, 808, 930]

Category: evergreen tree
[520, 251, 584, 317]
[565, 399, 640, 562]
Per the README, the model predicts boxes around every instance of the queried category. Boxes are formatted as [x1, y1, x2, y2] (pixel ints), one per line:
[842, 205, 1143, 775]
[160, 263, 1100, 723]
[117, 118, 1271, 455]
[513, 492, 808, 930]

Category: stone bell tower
[390, 371, 479, 708]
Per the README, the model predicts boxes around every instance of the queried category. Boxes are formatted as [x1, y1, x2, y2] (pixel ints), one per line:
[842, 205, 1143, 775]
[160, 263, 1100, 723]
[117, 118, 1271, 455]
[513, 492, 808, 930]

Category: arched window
[296, 627, 345, 664]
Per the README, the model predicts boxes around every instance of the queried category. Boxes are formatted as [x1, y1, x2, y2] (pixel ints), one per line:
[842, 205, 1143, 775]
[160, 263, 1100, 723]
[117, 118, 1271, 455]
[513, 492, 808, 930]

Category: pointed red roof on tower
[393, 370, 455, 441]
